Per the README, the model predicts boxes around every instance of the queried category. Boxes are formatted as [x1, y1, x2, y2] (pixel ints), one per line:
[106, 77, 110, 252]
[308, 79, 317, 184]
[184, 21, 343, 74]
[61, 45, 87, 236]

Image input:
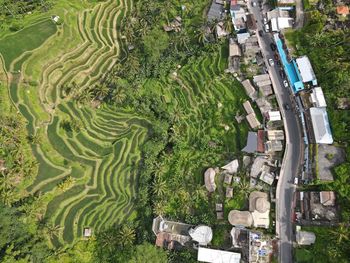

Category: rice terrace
[0, 0, 252, 261]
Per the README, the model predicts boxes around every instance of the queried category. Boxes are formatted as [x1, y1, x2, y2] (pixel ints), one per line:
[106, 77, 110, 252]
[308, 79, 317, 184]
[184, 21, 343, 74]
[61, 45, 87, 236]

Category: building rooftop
[229, 38, 242, 57]
[242, 79, 257, 100]
[257, 130, 265, 153]
[259, 170, 275, 185]
[296, 230, 316, 245]
[336, 5, 349, 15]
[271, 17, 294, 32]
[320, 191, 336, 206]
[226, 187, 234, 198]
[246, 113, 261, 129]
[259, 85, 273, 97]
[221, 159, 239, 174]
[267, 130, 285, 141]
[310, 87, 327, 107]
[237, 32, 250, 44]
[265, 140, 283, 152]
[296, 56, 317, 84]
[204, 168, 216, 192]
[268, 111, 282, 121]
[243, 100, 254, 115]
[246, 14, 257, 30]
[197, 247, 241, 263]
[242, 131, 258, 153]
[189, 225, 213, 245]
[228, 210, 253, 227]
[309, 107, 333, 144]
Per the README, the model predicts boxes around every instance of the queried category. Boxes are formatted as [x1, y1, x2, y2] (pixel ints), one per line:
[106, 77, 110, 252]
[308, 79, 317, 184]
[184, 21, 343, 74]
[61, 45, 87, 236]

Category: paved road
[248, 2, 304, 262]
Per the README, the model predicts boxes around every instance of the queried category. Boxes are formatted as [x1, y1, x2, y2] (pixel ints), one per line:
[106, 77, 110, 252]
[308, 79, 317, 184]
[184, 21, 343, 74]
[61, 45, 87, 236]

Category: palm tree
[152, 178, 167, 197]
[153, 201, 166, 216]
[117, 224, 135, 247]
[238, 176, 251, 198]
[330, 223, 350, 244]
[195, 26, 209, 45]
[126, 55, 140, 75]
[112, 88, 126, 104]
[222, 14, 233, 34]
[44, 223, 62, 239]
[93, 83, 109, 100]
[76, 88, 94, 105]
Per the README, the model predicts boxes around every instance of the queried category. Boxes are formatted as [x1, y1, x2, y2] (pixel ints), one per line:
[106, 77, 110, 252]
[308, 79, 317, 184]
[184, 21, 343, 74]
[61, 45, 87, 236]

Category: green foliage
[0, 202, 51, 262]
[127, 243, 168, 263]
[142, 27, 169, 64]
[295, 225, 350, 263]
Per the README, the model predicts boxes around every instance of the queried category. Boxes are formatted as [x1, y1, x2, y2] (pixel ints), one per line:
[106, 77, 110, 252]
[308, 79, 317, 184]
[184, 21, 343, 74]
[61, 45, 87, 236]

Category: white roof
[296, 56, 317, 83]
[198, 247, 241, 263]
[271, 17, 293, 32]
[189, 226, 213, 245]
[310, 107, 333, 144]
[310, 87, 327, 107]
[268, 111, 281, 121]
[237, 32, 250, 44]
[221, 159, 239, 174]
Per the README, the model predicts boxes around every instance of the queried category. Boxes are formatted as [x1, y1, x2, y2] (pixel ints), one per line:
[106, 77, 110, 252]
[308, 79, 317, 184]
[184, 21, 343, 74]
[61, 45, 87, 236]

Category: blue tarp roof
[274, 34, 304, 93]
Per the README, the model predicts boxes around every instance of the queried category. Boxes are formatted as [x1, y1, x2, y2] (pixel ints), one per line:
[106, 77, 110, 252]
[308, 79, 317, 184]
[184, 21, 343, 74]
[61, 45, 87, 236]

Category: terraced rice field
[0, 0, 247, 249]
[0, 0, 143, 247]
[144, 47, 249, 154]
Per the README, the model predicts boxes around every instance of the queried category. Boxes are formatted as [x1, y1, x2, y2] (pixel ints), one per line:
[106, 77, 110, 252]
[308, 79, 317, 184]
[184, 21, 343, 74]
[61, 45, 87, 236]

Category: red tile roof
[257, 130, 265, 153]
[336, 5, 349, 15]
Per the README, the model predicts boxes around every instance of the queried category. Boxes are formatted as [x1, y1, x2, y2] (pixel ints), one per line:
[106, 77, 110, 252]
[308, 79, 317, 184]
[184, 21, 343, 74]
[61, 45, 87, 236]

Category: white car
[264, 23, 270, 32]
[283, 80, 289, 88]
[268, 58, 274, 66]
[263, 17, 268, 24]
[294, 177, 299, 185]
[252, 1, 257, 7]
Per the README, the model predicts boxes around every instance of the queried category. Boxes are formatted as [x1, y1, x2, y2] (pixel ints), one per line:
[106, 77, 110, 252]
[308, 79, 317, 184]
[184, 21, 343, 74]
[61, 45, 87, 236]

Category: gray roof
[242, 131, 258, 153]
[296, 231, 316, 245]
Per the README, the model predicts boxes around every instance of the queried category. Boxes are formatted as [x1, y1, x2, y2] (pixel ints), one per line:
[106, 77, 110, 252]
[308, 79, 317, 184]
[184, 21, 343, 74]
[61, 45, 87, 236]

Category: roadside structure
[295, 191, 338, 225]
[309, 107, 333, 144]
[296, 227, 316, 245]
[310, 87, 326, 107]
[267, 111, 281, 122]
[197, 247, 241, 263]
[228, 191, 270, 229]
[295, 56, 317, 85]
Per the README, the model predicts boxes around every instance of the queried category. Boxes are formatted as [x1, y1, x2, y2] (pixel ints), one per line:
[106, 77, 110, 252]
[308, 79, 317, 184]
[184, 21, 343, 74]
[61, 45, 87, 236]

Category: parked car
[270, 43, 277, 51]
[277, 60, 281, 66]
[279, 70, 285, 78]
[252, 1, 257, 6]
[294, 177, 299, 185]
[274, 53, 279, 60]
[258, 30, 263, 36]
[263, 17, 268, 24]
[283, 80, 288, 88]
[284, 103, 290, 110]
[264, 24, 270, 32]
[268, 58, 274, 66]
